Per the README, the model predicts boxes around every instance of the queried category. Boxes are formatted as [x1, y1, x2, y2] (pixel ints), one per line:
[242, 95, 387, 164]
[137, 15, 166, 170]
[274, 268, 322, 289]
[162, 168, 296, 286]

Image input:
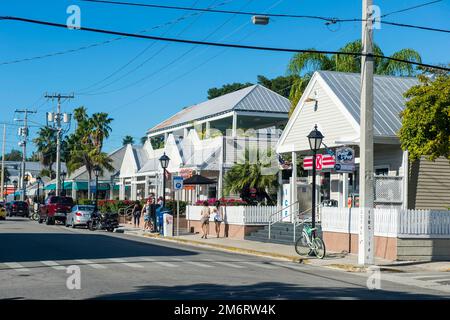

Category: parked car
[7, 201, 29, 217]
[66, 205, 95, 228]
[39, 196, 74, 225]
[0, 203, 6, 220]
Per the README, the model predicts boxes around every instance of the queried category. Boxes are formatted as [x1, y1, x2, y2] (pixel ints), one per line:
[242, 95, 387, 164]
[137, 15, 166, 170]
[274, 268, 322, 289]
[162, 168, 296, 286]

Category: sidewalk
[119, 226, 450, 274]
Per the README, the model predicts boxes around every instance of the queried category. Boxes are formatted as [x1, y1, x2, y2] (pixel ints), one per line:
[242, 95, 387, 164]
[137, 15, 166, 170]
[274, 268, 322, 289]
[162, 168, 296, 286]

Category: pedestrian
[141, 198, 152, 231]
[132, 201, 141, 228]
[200, 200, 210, 239]
[212, 200, 224, 238]
[157, 196, 164, 207]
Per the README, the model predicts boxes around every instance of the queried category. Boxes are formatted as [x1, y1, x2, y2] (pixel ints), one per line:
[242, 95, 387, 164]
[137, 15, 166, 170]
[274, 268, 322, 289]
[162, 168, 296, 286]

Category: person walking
[212, 200, 224, 238]
[200, 200, 210, 239]
[141, 198, 152, 231]
[132, 201, 141, 228]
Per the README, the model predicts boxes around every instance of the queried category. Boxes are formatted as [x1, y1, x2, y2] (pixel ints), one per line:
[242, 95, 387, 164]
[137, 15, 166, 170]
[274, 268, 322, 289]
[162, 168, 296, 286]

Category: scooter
[87, 211, 119, 232]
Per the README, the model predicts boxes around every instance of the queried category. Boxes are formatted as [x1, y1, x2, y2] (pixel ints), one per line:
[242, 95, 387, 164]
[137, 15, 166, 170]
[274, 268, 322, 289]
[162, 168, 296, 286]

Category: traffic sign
[173, 176, 183, 190]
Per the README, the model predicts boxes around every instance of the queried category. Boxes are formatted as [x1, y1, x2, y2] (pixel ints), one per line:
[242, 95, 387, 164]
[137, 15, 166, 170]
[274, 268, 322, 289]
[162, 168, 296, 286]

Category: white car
[66, 205, 95, 228]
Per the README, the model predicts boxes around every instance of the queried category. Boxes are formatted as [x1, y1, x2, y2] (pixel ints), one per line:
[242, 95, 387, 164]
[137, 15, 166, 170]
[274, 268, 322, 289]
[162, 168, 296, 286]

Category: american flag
[278, 154, 292, 169]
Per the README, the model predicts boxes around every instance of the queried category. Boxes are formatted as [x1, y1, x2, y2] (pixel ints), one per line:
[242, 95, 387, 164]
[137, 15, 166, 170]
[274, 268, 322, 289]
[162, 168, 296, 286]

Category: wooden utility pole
[1, 125, 5, 201]
[358, 0, 375, 266]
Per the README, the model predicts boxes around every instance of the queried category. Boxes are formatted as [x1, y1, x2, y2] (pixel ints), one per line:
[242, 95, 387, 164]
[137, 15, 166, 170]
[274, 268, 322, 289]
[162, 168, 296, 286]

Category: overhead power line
[381, 0, 443, 18]
[80, 0, 450, 34]
[1, 16, 449, 72]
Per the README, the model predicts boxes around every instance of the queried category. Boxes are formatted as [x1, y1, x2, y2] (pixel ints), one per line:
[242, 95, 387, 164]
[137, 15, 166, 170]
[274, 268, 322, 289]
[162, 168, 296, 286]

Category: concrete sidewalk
[119, 226, 450, 274]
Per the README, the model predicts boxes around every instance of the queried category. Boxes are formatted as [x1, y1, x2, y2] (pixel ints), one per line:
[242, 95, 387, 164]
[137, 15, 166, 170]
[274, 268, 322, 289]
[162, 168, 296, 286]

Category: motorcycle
[87, 211, 119, 232]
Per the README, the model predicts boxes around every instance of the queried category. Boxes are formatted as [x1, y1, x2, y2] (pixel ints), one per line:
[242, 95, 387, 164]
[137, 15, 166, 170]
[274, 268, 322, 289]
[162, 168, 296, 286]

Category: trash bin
[163, 213, 173, 237]
[156, 207, 172, 235]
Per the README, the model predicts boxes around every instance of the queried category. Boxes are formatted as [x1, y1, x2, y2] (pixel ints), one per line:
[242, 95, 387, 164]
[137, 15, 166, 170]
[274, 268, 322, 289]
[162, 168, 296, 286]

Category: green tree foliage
[287, 40, 422, 114]
[399, 74, 450, 162]
[122, 135, 135, 146]
[4, 149, 23, 161]
[66, 107, 114, 199]
[140, 136, 148, 145]
[33, 126, 57, 174]
[207, 82, 253, 100]
[257, 75, 300, 98]
[224, 149, 279, 205]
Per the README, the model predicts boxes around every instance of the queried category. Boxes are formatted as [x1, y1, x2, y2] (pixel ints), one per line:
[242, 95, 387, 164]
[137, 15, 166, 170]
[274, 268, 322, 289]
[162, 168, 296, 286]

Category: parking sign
[173, 176, 183, 190]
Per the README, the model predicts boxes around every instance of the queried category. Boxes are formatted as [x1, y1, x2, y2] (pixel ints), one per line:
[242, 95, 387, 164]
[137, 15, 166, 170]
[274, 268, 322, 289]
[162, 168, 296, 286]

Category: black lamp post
[13, 180, 18, 201]
[307, 124, 324, 230]
[60, 171, 67, 196]
[159, 153, 170, 207]
[93, 166, 101, 212]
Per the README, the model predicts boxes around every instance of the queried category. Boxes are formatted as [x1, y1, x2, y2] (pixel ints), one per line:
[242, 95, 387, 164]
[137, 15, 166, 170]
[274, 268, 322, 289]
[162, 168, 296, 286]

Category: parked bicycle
[294, 217, 326, 259]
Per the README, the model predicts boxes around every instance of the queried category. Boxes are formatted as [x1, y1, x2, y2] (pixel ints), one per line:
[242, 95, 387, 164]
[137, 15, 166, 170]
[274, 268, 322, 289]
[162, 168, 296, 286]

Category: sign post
[173, 176, 183, 237]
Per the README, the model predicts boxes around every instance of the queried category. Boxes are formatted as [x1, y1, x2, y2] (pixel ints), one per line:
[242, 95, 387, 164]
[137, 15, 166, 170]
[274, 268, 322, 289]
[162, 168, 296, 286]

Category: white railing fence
[321, 207, 450, 238]
[186, 205, 278, 225]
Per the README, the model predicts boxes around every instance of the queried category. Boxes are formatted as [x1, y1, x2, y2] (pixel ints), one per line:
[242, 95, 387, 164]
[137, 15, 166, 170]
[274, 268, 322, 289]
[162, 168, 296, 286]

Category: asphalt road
[0, 218, 448, 300]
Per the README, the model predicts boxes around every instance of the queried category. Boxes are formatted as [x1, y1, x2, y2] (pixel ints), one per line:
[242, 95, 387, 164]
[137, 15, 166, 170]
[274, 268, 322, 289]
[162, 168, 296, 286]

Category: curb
[126, 230, 304, 263]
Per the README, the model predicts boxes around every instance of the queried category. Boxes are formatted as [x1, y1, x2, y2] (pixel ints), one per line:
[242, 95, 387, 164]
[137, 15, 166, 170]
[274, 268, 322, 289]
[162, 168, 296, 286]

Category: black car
[7, 201, 29, 217]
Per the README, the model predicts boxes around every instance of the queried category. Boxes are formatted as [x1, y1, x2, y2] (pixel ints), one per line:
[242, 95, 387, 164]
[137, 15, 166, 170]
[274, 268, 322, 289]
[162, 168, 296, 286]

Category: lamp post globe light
[159, 153, 170, 207]
[13, 180, 18, 201]
[93, 166, 101, 212]
[307, 125, 324, 231]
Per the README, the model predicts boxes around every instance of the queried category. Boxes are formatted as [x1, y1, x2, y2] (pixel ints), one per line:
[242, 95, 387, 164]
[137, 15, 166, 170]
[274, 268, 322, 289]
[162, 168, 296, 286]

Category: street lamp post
[12, 180, 17, 201]
[93, 166, 101, 212]
[307, 125, 324, 231]
[36, 176, 42, 204]
[159, 153, 170, 207]
[60, 171, 66, 196]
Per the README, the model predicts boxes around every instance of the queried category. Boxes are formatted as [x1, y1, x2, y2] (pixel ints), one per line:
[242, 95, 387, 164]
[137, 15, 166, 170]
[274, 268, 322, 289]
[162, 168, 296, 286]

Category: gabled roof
[318, 71, 418, 136]
[148, 84, 290, 134]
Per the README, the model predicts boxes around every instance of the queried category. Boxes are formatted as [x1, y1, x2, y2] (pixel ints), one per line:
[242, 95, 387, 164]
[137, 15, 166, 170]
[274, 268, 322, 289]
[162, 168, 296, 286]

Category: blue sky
[1, 0, 449, 155]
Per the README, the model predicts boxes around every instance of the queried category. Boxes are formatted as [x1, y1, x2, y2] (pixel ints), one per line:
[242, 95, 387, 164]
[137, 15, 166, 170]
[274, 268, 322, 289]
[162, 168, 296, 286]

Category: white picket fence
[186, 205, 278, 225]
[321, 207, 450, 238]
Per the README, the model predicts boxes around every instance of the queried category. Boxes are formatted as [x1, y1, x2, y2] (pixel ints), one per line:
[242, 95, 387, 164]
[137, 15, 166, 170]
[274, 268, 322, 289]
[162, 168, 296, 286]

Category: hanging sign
[335, 147, 355, 172]
[303, 154, 335, 170]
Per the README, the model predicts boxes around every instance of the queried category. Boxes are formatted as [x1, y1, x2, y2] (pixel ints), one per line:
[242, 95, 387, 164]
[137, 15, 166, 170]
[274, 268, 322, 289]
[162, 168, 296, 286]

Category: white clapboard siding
[186, 205, 278, 225]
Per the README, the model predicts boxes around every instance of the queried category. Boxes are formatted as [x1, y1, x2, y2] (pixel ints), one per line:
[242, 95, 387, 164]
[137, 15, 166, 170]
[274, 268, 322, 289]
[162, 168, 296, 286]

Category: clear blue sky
[1, 0, 449, 155]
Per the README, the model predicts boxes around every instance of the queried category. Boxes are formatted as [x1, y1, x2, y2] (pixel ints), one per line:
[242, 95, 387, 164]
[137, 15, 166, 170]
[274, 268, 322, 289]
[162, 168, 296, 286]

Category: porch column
[164, 132, 169, 142]
[184, 127, 189, 138]
[277, 169, 283, 208]
[402, 150, 409, 209]
[144, 176, 150, 199]
[71, 181, 77, 200]
[109, 182, 114, 200]
[291, 151, 297, 222]
[205, 122, 211, 139]
[119, 178, 125, 200]
[130, 177, 137, 201]
[232, 112, 237, 137]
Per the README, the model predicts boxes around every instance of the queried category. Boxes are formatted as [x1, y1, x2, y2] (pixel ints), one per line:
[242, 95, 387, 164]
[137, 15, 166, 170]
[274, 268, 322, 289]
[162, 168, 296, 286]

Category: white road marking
[140, 257, 177, 267]
[108, 258, 144, 268]
[40, 261, 66, 270]
[4, 262, 30, 272]
[74, 259, 107, 269]
[169, 257, 212, 268]
[240, 261, 277, 269]
[412, 274, 450, 280]
[204, 260, 245, 269]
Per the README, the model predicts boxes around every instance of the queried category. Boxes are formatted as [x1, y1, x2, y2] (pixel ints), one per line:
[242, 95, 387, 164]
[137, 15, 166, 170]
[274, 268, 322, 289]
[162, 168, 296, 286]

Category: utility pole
[1, 124, 5, 201]
[45, 93, 74, 196]
[358, 0, 375, 266]
[15, 109, 37, 201]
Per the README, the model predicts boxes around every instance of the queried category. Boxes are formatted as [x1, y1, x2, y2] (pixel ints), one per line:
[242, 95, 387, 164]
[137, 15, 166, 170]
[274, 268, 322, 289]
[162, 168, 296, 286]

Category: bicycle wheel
[295, 234, 311, 256]
[313, 237, 326, 259]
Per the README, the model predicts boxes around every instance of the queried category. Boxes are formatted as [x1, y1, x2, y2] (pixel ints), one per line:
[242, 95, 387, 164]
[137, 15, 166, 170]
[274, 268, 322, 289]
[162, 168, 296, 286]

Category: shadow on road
[92, 282, 446, 300]
[0, 233, 198, 263]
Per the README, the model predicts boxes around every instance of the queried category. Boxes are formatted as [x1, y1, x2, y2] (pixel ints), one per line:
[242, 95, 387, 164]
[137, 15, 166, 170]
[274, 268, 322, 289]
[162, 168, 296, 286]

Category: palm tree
[287, 40, 422, 113]
[122, 135, 135, 146]
[91, 112, 113, 151]
[33, 126, 57, 175]
[140, 136, 148, 145]
[224, 149, 279, 205]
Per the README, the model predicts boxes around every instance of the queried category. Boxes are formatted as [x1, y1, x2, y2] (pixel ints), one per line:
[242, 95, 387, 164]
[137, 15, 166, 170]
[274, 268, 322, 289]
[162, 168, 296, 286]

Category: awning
[183, 174, 216, 185]
[44, 182, 110, 191]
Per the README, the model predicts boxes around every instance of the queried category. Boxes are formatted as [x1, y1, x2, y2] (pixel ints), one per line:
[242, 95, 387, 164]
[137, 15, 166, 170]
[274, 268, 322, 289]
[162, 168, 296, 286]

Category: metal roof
[318, 71, 419, 136]
[148, 84, 290, 133]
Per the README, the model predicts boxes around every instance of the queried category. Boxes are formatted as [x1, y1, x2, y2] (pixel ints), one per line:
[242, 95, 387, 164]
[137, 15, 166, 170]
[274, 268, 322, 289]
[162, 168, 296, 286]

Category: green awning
[44, 182, 110, 191]
[113, 185, 130, 191]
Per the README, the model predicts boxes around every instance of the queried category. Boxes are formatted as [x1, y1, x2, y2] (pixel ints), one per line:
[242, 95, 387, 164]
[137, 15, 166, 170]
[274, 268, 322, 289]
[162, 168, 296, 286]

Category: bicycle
[294, 217, 326, 259]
